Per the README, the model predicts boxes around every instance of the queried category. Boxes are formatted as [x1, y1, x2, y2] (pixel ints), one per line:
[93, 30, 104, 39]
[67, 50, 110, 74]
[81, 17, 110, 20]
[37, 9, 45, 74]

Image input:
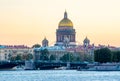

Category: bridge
[0, 61, 24, 69]
[0, 61, 87, 70]
[34, 61, 87, 70]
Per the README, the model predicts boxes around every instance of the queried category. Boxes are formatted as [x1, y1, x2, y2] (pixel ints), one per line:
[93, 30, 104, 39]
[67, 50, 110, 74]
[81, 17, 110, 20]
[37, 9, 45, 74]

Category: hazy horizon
[0, 0, 120, 47]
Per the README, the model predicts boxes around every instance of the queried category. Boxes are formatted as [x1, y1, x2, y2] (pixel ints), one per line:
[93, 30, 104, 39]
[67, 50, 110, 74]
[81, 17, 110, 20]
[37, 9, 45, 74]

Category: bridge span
[0, 61, 87, 70]
[34, 61, 87, 70]
[0, 61, 24, 69]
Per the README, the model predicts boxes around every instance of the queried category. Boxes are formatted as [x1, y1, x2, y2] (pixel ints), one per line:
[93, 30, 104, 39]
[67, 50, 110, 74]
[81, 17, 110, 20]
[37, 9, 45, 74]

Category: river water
[0, 70, 120, 81]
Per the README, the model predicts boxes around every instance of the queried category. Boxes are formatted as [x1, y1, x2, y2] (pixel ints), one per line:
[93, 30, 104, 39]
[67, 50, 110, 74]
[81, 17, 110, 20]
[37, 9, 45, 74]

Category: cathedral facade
[55, 11, 76, 47]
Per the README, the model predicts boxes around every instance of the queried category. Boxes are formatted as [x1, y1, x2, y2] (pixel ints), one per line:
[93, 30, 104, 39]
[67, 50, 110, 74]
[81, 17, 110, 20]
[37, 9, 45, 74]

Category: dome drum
[57, 29, 75, 33]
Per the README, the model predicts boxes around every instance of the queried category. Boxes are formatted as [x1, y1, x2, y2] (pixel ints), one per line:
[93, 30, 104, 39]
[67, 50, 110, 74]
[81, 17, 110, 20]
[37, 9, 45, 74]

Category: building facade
[0, 45, 33, 61]
[34, 46, 67, 61]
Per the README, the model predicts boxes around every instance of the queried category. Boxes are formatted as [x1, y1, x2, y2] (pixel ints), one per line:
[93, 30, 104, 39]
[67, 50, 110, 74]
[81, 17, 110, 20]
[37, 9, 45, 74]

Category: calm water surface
[0, 70, 120, 81]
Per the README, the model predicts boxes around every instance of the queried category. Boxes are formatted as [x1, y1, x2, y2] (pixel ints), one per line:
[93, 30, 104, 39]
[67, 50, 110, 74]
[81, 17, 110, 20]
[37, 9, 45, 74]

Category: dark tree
[40, 49, 49, 61]
[32, 44, 41, 48]
[49, 55, 56, 61]
[26, 53, 33, 60]
[15, 55, 22, 61]
[112, 51, 120, 62]
[10, 56, 16, 61]
[94, 48, 112, 63]
[60, 53, 75, 62]
[84, 54, 93, 63]
[74, 52, 93, 62]
[74, 52, 84, 62]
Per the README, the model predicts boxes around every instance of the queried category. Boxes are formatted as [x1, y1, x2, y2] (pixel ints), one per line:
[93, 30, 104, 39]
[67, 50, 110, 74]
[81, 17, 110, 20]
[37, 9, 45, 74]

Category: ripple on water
[0, 70, 120, 81]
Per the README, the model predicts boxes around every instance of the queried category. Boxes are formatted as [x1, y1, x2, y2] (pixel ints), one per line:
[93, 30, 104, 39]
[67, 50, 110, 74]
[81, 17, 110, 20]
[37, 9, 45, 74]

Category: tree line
[40, 48, 120, 63]
[9, 47, 120, 63]
[94, 48, 120, 63]
[33, 44, 94, 62]
[10, 53, 33, 61]
[34, 49, 94, 62]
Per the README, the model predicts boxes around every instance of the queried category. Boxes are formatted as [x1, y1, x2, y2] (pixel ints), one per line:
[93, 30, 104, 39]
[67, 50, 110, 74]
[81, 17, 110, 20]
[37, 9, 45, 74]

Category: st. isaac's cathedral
[42, 11, 91, 48]
[55, 11, 76, 47]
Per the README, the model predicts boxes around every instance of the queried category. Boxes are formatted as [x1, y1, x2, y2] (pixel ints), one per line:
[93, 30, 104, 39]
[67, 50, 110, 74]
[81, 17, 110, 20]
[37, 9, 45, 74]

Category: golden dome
[58, 11, 73, 27]
[59, 18, 73, 27]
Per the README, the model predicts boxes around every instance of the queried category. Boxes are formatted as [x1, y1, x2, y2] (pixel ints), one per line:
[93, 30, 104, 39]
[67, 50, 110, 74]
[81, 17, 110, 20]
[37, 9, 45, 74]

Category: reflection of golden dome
[58, 11, 73, 27]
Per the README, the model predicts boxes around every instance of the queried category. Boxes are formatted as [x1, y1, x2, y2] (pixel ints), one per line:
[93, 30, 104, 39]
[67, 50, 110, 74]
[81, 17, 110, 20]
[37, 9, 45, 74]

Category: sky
[0, 0, 120, 47]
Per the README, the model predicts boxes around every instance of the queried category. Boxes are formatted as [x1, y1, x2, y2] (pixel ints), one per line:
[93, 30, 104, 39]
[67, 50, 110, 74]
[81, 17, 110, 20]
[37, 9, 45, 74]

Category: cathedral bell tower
[42, 37, 49, 47]
[83, 37, 90, 48]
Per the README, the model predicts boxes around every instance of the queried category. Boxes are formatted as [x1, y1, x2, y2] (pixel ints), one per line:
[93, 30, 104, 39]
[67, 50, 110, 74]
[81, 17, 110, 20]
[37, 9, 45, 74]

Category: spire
[64, 10, 67, 19]
[44, 36, 46, 40]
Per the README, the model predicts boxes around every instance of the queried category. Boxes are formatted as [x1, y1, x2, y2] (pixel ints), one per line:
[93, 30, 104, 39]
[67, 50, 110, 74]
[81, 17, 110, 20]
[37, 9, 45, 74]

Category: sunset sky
[0, 0, 120, 47]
